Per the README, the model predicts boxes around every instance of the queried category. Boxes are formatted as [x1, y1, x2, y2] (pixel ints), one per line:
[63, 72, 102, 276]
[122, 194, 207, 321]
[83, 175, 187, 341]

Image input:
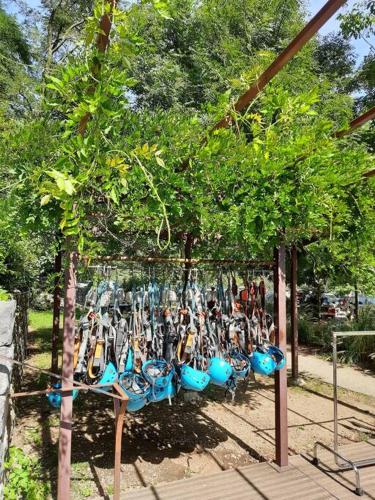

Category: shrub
[296, 316, 332, 348]
[340, 306, 375, 365]
[4, 447, 49, 500]
[296, 306, 375, 367]
[0, 287, 11, 301]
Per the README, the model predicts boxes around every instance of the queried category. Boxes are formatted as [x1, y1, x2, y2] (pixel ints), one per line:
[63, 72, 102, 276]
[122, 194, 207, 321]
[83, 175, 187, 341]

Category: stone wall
[0, 294, 28, 496]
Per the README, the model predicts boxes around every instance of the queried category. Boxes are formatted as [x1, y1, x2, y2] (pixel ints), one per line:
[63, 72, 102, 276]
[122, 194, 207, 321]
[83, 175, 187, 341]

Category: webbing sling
[117, 318, 129, 373]
[182, 307, 196, 363]
[92, 322, 105, 369]
[73, 333, 81, 370]
[163, 309, 177, 363]
[75, 315, 91, 374]
[73, 273, 280, 402]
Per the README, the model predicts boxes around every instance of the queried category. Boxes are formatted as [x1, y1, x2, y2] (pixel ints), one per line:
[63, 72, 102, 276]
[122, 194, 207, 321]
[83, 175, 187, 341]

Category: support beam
[363, 168, 375, 178]
[212, 0, 347, 132]
[57, 247, 78, 499]
[336, 105, 375, 138]
[290, 245, 298, 381]
[274, 245, 288, 468]
[82, 254, 274, 267]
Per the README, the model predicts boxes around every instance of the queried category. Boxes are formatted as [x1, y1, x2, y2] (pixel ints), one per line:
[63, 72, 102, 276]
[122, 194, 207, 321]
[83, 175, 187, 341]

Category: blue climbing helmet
[180, 364, 210, 391]
[119, 372, 150, 412]
[97, 361, 118, 391]
[229, 351, 251, 379]
[142, 359, 176, 403]
[268, 345, 286, 370]
[46, 383, 79, 409]
[207, 357, 233, 386]
[250, 347, 277, 376]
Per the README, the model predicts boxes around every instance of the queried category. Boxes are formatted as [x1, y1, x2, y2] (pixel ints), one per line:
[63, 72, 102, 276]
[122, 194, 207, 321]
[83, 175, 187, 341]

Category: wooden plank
[124, 442, 375, 500]
[125, 461, 332, 500]
[291, 441, 375, 499]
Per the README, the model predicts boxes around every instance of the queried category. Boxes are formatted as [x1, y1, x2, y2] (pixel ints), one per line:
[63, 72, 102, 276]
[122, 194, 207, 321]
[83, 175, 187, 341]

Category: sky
[5, 0, 374, 63]
[308, 0, 374, 60]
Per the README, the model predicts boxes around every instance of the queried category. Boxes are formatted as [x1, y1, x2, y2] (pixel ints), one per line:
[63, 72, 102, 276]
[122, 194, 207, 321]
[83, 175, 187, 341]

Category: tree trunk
[182, 233, 194, 305]
[41, 1, 63, 95]
[57, 3, 115, 497]
[51, 248, 62, 379]
[317, 282, 322, 321]
[354, 281, 359, 322]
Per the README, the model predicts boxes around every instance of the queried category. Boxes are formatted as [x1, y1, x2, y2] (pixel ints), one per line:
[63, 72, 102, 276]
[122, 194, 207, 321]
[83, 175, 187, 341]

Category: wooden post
[274, 245, 288, 467]
[57, 247, 78, 499]
[51, 248, 62, 378]
[290, 245, 298, 381]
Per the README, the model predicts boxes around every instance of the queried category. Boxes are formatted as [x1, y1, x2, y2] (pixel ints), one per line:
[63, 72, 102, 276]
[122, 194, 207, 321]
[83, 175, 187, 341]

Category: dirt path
[12, 373, 375, 499]
[287, 348, 375, 397]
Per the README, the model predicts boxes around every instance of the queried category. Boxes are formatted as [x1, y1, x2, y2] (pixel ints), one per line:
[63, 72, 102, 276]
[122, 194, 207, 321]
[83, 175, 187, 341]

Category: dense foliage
[0, 0, 373, 298]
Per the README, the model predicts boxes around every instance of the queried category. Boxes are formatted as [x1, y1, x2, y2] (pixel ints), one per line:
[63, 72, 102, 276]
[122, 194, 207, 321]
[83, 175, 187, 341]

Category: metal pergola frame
[51, 0, 375, 498]
[313, 331, 375, 496]
[57, 250, 288, 500]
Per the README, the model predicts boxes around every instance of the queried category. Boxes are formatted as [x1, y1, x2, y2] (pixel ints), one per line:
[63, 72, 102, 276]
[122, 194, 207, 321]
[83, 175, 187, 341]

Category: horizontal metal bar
[314, 441, 356, 469]
[0, 354, 126, 401]
[333, 331, 375, 338]
[352, 458, 375, 468]
[363, 168, 375, 178]
[11, 383, 117, 399]
[314, 441, 363, 493]
[80, 255, 274, 267]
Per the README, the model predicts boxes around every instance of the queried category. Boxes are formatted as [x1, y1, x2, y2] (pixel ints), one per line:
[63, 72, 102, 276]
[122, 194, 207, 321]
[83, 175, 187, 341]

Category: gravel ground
[12, 371, 375, 499]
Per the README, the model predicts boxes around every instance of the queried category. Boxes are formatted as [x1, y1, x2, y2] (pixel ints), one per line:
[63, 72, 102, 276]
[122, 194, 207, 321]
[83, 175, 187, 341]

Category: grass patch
[29, 310, 54, 353]
[29, 310, 53, 332]
[26, 427, 42, 446]
[28, 310, 62, 371]
[71, 462, 94, 500]
[299, 377, 375, 408]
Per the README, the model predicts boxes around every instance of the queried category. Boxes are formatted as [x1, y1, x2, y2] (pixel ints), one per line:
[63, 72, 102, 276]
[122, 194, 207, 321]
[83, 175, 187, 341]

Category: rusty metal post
[290, 245, 298, 381]
[51, 248, 62, 378]
[113, 383, 128, 500]
[56, 4, 115, 498]
[274, 245, 288, 467]
[57, 246, 78, 500]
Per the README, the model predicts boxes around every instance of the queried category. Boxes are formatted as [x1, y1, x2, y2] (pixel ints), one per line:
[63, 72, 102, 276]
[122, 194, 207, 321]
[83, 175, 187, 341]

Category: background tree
[125, 0, 305, 110]
[314, 33, 356, 92]
[0, 4, 33, 115]
[39, 0, 95, 83]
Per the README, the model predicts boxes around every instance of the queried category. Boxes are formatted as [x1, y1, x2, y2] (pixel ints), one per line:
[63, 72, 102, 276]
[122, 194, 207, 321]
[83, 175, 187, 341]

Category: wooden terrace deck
[124, 440, 375, 500]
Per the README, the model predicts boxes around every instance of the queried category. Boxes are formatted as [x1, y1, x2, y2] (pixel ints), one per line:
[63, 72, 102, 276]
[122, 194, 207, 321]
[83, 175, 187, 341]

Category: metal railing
[313, 330, 375, 496]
